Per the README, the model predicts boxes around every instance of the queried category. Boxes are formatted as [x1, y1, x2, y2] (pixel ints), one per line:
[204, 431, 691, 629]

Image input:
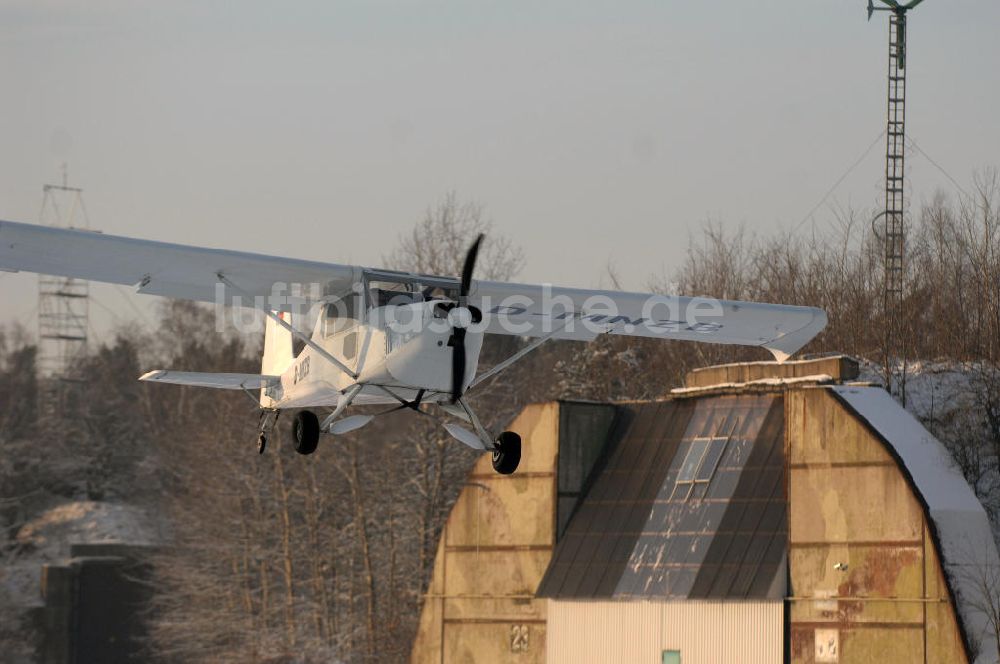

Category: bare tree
[384, 191, 524, 280]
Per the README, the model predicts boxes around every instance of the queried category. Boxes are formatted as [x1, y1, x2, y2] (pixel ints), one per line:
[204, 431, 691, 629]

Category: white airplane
[0, 220, 827, 474]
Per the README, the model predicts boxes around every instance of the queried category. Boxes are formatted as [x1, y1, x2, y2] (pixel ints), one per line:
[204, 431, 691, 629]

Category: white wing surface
[0, 219, 827, 360]
[470, 280, 827, 361]
[0, 220, 357, 311]
[139, 370, 279, 390]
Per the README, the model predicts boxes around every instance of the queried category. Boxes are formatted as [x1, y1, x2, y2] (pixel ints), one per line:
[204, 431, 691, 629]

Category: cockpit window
[421, 285, 458, 301]
[366, 279, 424, 309]
[323, 293, 359, 337]
[370, 288, 421, 308]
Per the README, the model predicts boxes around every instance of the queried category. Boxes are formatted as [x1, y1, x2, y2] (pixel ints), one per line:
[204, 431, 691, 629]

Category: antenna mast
[37, 165, 90, 386]
[867, 0, 925, 399]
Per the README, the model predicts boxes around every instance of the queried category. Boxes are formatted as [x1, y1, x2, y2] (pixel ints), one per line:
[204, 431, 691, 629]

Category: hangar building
[410, 356, 1000, 664]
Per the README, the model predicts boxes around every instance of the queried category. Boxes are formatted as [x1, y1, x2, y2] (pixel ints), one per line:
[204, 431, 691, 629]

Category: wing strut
[320, 384, 364, 431]
[216, 272, 359, 379]
[447, 396, 493, 450]
[468, 313, 583, 391]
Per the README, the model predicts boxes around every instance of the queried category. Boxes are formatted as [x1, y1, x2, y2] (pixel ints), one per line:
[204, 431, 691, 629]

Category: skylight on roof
[670, 423, 736, 502]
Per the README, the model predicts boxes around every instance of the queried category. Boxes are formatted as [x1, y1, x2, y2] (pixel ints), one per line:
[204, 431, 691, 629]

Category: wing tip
[139, 370, 166, 381]
[764, 306, 829, 363]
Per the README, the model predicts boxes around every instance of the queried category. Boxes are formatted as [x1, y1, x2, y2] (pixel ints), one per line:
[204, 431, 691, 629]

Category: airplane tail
[261, 311, 294, 406]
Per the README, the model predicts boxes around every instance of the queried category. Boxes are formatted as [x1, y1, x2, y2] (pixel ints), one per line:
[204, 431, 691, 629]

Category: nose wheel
[491, 431, 521, 475]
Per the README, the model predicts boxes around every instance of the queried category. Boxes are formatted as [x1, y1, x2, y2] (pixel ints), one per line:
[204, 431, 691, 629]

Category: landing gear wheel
[291, 410, 320, 455]
[491, 431, 521, 475]
[257, 433, 267, 455]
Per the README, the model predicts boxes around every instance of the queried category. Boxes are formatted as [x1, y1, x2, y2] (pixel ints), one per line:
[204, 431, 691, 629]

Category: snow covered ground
[859, 360, 987, 435]
[1, 501, 160, 611]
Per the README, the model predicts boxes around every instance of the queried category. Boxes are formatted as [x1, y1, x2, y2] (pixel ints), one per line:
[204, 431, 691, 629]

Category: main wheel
[291, 410, 320, 455]
[492, 431, 521, 475]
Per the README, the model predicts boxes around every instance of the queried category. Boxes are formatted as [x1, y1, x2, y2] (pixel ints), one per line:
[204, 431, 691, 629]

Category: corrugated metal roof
[537, 394, 786, 600]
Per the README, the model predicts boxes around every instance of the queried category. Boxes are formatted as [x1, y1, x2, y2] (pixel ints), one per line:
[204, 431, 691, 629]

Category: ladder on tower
[882, 10, 907, 383]
[884, 12, 906, 315]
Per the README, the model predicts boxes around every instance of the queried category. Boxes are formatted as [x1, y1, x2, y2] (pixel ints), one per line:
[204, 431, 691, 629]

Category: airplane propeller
[448, 234, 484, 403]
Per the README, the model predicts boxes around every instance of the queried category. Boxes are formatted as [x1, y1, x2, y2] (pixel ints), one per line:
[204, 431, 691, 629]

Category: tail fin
[263, 311, 294, 375]
[261, 312, 294, 406]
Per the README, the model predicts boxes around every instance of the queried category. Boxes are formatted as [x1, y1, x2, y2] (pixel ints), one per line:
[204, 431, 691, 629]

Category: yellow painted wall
[410, 402, 559, 664]
[787, 388, 968, 664]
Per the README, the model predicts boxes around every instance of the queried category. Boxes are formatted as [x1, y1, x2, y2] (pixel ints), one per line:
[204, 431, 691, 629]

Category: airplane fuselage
[265, 301, 485, 409]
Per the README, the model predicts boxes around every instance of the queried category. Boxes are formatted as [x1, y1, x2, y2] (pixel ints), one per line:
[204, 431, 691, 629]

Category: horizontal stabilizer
[139, 370, 279, 390]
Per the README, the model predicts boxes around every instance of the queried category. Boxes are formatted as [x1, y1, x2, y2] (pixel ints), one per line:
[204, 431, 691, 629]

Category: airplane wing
[0, 219, 826, 360]
[470, 280, 827, 362]
[139, 370, 279, 390]
[0, 220, 358, 311]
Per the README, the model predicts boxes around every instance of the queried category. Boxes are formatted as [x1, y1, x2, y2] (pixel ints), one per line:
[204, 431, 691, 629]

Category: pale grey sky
[1, 0, 997, 337]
